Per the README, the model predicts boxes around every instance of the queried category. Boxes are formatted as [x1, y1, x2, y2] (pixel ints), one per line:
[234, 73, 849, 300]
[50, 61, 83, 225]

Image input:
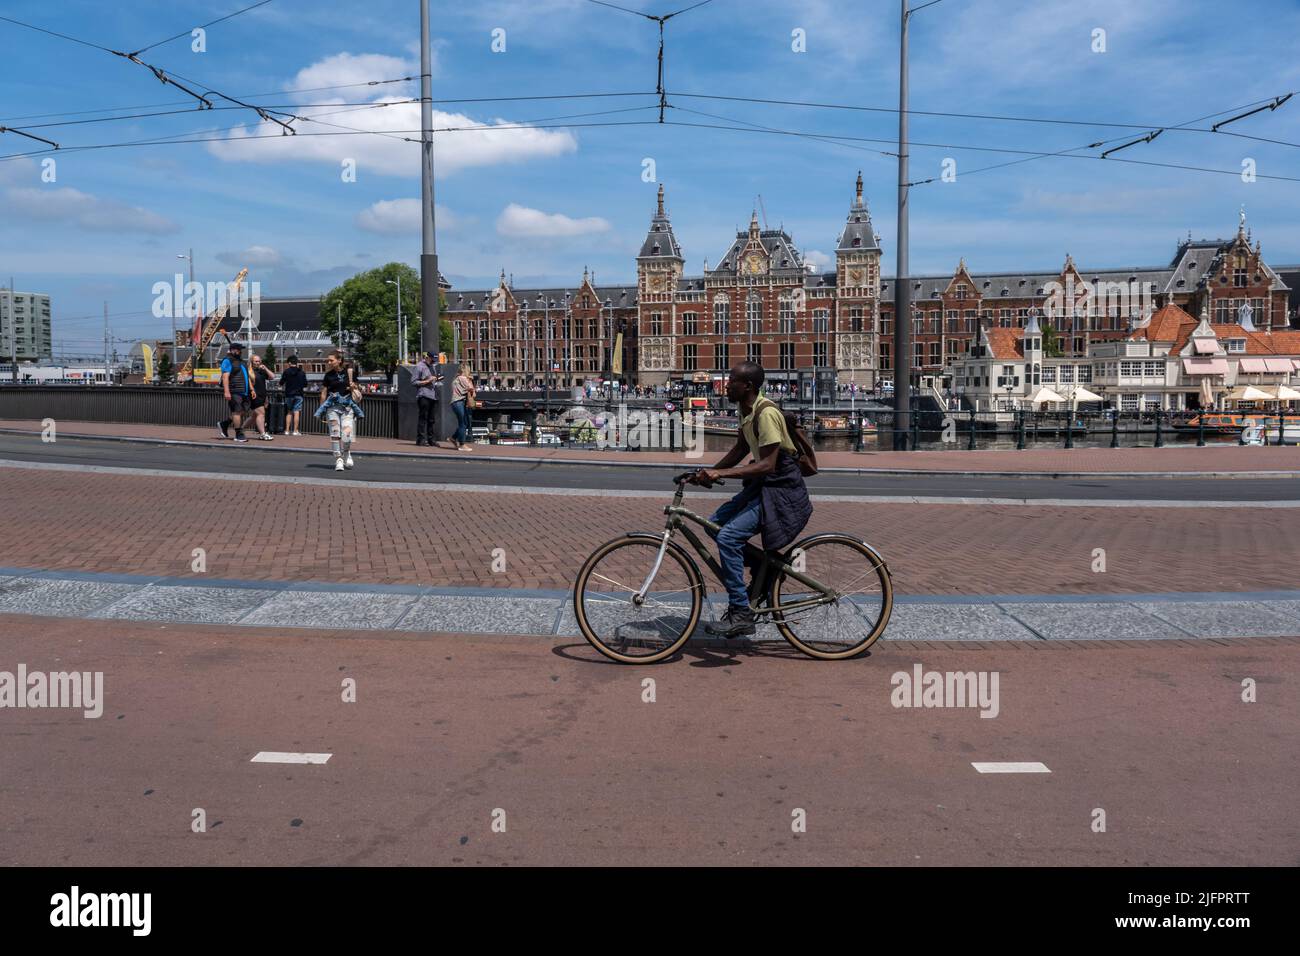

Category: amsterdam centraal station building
[440, 174, 1298, 392]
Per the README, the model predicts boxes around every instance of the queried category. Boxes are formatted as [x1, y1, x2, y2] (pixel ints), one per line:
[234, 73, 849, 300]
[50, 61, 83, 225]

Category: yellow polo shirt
[740, 395, 796, 459]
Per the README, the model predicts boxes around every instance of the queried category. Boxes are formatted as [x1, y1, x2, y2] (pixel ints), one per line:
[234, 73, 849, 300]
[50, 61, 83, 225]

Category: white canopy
[1023, 386, 1068, 405]
[1270, 385, 1300, 401]
[1224, 385, 1276, 402]
[1067, 386, 1104, 404]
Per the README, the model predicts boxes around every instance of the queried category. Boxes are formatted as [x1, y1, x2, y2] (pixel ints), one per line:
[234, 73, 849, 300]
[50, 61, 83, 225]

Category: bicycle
[572, 472, 893, 664]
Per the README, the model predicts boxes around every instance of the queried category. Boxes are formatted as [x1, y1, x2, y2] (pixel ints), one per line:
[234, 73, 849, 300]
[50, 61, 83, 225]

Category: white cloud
[2, 185, 178, 234]
[287, 53, 420, 99]
[208, 52, 576, 176]
[496, 203, 610, 238]
[355, 198, 462, 234]
[803, 249, 833, 270]
[217, 245, 283, 268]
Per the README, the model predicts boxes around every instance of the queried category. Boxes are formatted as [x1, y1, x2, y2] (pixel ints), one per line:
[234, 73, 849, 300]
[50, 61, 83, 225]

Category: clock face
[650, 274, 667, 292]
[847, 268, 865, 285]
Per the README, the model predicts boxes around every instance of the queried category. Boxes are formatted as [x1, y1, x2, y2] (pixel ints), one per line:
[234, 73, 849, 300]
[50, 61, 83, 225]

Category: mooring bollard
[968, 406, 977, 450]
[1110, 410, 1119, 449]
[1154, 409, 1164, 448]
[1016, 408, 1026, 450]
[1063, 409, 1074, 450]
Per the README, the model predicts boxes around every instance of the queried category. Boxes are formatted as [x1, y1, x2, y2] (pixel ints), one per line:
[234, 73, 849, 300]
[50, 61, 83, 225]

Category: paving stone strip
[2, 568, 1298, 643]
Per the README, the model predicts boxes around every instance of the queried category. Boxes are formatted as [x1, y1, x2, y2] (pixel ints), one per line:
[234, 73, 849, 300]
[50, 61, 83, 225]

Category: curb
[3, 426, 1298, 480]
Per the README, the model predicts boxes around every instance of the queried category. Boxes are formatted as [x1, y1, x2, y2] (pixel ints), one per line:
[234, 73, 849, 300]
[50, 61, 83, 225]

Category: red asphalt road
[1, 614, 1295, 866]
[3, 467, 1300, 595]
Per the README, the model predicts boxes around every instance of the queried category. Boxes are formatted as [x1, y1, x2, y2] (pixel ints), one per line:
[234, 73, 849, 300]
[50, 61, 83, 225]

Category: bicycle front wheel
[573, 534, 705, 664]
[771, 534, 893, 660]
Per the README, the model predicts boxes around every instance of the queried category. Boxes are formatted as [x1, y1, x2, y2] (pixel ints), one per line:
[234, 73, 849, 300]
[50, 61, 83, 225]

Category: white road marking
[972, 761, 1051, 773]
[251, 751, 332, 764]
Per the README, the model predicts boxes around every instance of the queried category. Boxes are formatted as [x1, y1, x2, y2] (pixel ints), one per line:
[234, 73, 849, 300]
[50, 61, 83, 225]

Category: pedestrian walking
[249, 353, 275, 440]
[412, 350, 444, 448]
[314, 351, 365, 471]
[280, 355, 307, 435]
[451, 365, 476, 450]
[217, 339, 253, 443]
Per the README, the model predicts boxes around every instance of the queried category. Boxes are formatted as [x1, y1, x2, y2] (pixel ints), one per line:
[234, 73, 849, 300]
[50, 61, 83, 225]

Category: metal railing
[0, 384, 399, 438]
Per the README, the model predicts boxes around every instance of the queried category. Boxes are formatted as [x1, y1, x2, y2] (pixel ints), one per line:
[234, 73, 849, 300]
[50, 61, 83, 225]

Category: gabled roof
[710, 225, 804, 276]
[983, 327, 1025, 360]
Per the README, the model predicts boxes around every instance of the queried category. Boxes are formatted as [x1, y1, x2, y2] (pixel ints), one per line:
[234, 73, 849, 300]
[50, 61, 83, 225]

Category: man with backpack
[216, 338, 254, 444]
[689, 361, 817, 638]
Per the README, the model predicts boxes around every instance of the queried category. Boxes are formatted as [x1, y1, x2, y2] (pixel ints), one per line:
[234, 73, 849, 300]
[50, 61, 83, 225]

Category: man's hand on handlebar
[681, 468, 723, 487]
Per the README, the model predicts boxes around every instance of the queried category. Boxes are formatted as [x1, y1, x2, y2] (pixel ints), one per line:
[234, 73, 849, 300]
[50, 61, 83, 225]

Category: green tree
[321, 264, 458, 369]
[1040, 321, 1064, 358]
[156, 350, 174, 383]
[262, 342, 278, 369]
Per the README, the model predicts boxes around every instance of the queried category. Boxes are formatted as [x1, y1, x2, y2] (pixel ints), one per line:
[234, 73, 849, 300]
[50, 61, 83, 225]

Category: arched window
[713, 294, 730, 334]
[746, 292, 762, 334]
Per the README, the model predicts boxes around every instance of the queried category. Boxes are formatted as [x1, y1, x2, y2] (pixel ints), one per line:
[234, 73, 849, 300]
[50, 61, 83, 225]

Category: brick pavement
[3, 418, 1298, 474]
[0, 465, 1296, 596]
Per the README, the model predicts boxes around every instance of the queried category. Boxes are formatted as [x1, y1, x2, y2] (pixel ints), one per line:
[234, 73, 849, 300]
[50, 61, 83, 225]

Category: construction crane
[178, 268, 248, 381]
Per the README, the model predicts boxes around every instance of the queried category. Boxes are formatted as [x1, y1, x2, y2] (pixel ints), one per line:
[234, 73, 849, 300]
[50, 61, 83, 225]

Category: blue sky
[3, 0, 1300, 354]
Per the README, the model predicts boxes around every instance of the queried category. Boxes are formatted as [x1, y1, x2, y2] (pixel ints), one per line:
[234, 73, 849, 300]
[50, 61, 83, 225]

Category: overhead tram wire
[127, 0, 275, 57]
[937, 95, 1300, 183]
[583, 0, 719, 122]
[7, 109, 1300, 185]
[0, 13, 296, 135]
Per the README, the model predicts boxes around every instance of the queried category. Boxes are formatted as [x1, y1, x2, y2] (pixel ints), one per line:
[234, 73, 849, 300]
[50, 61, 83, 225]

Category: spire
[855, 169, 863, 205]
[1239, 204, 1247, 237]
[637, 184, 683, 263]
[749, 209, 760, 238]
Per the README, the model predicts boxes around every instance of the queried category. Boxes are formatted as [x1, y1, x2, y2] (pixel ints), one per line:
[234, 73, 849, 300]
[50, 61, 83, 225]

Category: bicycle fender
[784, 532, 892, 576]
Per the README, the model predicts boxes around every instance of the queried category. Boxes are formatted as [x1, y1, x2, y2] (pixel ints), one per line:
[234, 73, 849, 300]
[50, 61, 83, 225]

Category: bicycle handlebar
[674, 470, 724, 487]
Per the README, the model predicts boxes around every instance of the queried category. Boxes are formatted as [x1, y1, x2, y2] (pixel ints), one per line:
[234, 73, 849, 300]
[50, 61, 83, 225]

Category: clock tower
[835, 171, 881, 386]
[636, 184, 684, 384]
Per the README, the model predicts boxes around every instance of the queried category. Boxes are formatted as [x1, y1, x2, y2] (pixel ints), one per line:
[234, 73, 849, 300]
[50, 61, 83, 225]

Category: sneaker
[334, 457, 345, 471]
[233, 433, 248, 444]
[705, 605, 757, 638]
[292, 430, 301, 437]
[344, 454, 354, 469]
[460, 444, 473, 451]
[260, 433, 274, 441]
[217, 420, 229, 439]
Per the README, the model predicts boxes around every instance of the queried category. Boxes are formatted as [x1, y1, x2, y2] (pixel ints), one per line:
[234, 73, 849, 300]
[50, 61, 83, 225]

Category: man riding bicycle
[689, 361, 815, 638]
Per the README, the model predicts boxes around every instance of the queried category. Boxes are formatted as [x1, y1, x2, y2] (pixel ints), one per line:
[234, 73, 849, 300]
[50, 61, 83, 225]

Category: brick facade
[443, 188, 1292, 390]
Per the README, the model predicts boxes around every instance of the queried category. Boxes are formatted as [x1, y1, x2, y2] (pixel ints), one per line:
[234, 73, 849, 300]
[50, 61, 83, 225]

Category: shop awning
[1264, 358, 1293, 373]
[1192, 338, 1218, 355]
[1238, 357, 1269, 373]
[1182, 357, 1228, 376]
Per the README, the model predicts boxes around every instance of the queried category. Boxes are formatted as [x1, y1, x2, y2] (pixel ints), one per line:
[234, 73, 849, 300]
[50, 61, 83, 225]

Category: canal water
[700, 431, 1242, 453]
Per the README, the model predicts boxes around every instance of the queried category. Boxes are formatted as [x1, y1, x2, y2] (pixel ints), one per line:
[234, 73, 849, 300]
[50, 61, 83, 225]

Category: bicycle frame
[631, 482, 838, 618]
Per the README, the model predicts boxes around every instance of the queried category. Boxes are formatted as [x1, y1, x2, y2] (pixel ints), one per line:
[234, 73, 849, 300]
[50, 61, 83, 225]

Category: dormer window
[852, 237, 861, 247]
[1227, 339, 1246, 353]
[652, 244, 660, 254]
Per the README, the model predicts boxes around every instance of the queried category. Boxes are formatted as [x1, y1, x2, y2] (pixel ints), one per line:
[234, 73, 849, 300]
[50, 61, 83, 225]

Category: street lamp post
[174, 250, 195, 371]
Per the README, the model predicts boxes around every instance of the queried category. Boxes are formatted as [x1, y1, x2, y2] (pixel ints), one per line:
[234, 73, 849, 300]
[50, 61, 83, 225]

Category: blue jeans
[709, 487, 762, 609]
[452, 399, 471, 445]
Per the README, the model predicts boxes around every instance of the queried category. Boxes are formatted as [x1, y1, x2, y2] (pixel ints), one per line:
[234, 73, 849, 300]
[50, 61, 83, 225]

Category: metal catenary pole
[418, 0, 440, 371]
[893, 0, 913, 449]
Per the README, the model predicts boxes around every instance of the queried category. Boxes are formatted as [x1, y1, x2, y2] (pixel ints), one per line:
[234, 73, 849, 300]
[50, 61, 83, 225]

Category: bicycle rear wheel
[770, 534, 892, 660]
[573, 534, 705, 664]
